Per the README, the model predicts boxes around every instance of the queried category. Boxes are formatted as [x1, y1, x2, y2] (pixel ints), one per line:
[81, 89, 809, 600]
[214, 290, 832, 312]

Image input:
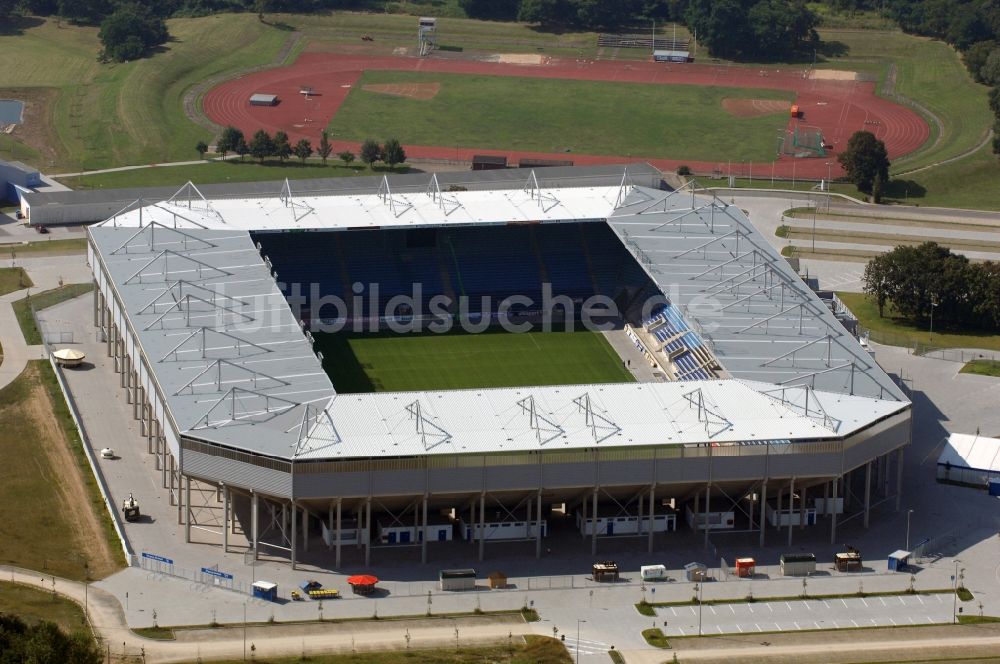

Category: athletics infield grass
[329, 71, 793, 162]
[315, 328, 633, 393]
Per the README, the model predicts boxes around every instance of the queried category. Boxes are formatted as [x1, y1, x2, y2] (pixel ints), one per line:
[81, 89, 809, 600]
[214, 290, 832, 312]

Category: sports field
[315, 329, 634, 393]
[328, 71, 793, 162]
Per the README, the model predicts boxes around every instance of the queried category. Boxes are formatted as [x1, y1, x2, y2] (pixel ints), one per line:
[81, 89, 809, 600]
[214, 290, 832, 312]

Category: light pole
[243, 603, 247, 661]
[929, 298, 939, 339]
[576, 619, 586, 664]
[952, 560, 961, 624]
[695, 582, 704, 636]
[812, 200, 818, 252]
[905, 509, 914, 551]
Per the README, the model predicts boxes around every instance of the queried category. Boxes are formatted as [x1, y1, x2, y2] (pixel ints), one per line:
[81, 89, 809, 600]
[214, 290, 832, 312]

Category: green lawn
[0, 238, 88, 258]
[0, 362, 123, 580]
[192, 635, 570, 664]
[838, 291, 1000, 352]
[329, 71, 792, 162]
[0, 581, 87, 635]
[960, 360, 1000, 377]
[316, 329, 633, 393]
[56, 160, 407, 190]
[13, 283, 94, 346]
[0, 267, 32, 296]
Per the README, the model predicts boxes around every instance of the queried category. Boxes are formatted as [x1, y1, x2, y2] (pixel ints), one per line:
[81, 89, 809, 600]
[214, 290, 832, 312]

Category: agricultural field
[316, 328, 633, 393]
[329, 71, 792, 162]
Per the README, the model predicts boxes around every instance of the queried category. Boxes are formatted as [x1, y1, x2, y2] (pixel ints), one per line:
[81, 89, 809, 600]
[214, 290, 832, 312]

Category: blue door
[401, 531, 411, 544]
[388, 532, 397, 544]
[438, 529, 448, 541]
[607, 521, 614, 535]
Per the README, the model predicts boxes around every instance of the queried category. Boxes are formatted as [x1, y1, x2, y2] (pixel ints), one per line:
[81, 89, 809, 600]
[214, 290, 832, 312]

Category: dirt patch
[810, 69, 858, 81]
[362, 82, 441, 101]
[722, 98, 790, 118]
[0, 87, 64, 168]
[14, 363, 119, 578]
[494, 53, 547, 65]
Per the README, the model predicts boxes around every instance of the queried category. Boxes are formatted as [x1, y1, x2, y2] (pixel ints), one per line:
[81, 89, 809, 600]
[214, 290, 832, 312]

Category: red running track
[203, 53, 928, 179]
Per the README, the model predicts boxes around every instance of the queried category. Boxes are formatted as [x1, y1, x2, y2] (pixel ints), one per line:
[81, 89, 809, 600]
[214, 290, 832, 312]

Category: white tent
[937, 433, 1000, 485]
[52, 348, 85, 367]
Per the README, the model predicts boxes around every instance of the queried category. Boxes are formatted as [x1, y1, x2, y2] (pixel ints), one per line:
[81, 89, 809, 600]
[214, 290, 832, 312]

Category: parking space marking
[879, 597, 887, 606]
[748, 605, 755, 613]
[794, 621, 801, 630]
[841, 599, 849, 608]
[916, 596, 924, 605]
[889, 617, 897, 625]
[861, 598, 869, 607]
[851, 620, 859, 627]
[669, 608, 677, 616]
[785, 602, 792, 611]
[755, 624, 762, 632]
[729, 605, 736, 614]
[805, 601, 813, 611]
[709, 606, 717, 615]
[736, 624, 743, 633]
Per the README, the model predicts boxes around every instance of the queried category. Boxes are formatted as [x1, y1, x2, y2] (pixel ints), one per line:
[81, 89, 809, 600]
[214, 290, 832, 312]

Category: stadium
[87, 164, 910, 570]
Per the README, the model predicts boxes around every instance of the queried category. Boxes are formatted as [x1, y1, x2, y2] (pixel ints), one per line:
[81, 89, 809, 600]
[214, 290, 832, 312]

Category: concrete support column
[580, 494, 588, 538]
[896, 447, 905, 511]
[92, 284, 99, 326]
[160, 440, 167, 488]
[823, 482, 829, 517]
[121, 353, 129, 390]
[222, 486, 229, 553]
[302, 504, 309, 553]
[184, 476, 191, 543]
[591, 489, 598, 556]
[787, 477, 795, 547]
[290, 502, 297, 571]
[252, 492, 259, 561]
[421, 495, 429, 564]
[800, 484, 807, 530]
[106, 315, 113, 356]
[364, 498, 372, 567]
[281, 504, 287, 543]
[335, 498, 342, 569]
[168, 454, 175, 503]
[759, 480, 767, 547]
[647, 485, 656, 554]
[864, 461, 872, 529]
[535, 488, 543, 559]
[830, 477, 839, 544]
[703, 482, 711, 549]
[775, 484, 783, 530]
[637, 494, 644, 537]
[478, 493, 486, 563]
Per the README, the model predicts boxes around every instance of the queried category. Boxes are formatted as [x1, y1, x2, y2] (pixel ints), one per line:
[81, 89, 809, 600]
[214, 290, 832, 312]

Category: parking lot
[657, 593, 954, 636]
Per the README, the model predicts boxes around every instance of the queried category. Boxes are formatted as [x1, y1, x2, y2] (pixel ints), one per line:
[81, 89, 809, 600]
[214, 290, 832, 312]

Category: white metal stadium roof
[90, 169, 908, 461]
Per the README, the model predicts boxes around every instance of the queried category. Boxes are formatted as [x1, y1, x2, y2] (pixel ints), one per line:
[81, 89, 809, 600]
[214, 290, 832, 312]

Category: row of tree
[208, 126, 406, 168]
[837, 130, 891, 201]
[0, 614, 101, 664]
[863, 241, 1000, 331]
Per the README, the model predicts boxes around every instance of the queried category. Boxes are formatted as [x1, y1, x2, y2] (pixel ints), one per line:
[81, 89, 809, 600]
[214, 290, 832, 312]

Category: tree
[273, 131, 292, 162]
[747, 0, 818, 58]
[685, 0, 751, 59]
[249, 129, 274, 163]
[216, 126, 243, 160]
[459, 0, 520, 20]
[382, 138, 406, 168]
[962, 40, 997, 81]
[360, 139, 382, 168]
[0, 614, 102, 664]
[837, 130, 890, 196]
[293, 138, 313, 164]
[195, 141, 208, 159]
[337, 150, 356, 168]
[58, 0, 110, 25]
[980, 49, 1000, 85]
[98, 4, 169, 63]
[235, 135, 249, 162]
[862, 253, 894, 317]
[518, 0, 563, 24]
[317, 131, 333, 165]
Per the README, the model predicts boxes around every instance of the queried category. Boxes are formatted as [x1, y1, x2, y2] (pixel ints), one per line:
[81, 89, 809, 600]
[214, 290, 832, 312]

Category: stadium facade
[87, 165, 910, 568]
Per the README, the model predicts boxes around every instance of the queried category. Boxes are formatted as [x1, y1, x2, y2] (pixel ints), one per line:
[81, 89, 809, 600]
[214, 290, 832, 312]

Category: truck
[122, 493, 140, 522]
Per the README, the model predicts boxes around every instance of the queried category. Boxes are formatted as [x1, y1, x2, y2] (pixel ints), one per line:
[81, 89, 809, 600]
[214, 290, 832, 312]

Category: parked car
[14, 210, 24, 219]
[35, 224, 48, 234]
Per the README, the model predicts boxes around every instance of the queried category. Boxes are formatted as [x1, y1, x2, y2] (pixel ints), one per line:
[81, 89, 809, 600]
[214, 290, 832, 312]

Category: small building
[439, 568, 476, 591]
[251, 581, 278, 602]
[576, 509, 677, 536]
[835, 551, 863, 572]
[459, 516, 546, 541]
[488, 571, 507, 589]
[684, 562, 707, 581]
[592, 561, 619, 582]
[937, 432, 1000, 487]
[250, 93, 279, 107]
[735, 558, 756, 578]
[377, 516, 453, 544]
[887, 550, 911, 572]
[471, 155, 507, 171]
[684, 502, 735, 531]
[653, 49, 690, 63]
[812, 497, 844, 515]
[0, 159, 40, 203]
[779, 553, 816, 576]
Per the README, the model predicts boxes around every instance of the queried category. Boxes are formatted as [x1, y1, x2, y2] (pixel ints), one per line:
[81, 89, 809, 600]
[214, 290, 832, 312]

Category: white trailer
[377, 518, 454, 544]
[640, 564, 669, 581]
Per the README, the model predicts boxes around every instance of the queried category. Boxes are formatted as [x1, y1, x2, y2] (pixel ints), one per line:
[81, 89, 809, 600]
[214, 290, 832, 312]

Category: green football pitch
[315, 328, 634, 393]
[328, 71, 793, 162]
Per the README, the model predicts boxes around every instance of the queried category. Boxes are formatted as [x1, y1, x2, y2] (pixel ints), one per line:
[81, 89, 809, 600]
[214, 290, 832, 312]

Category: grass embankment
[636, 588, 956, 614]
[0, 580, 87, 635]
[314, 329, 634, 393]
[13, 283, 94, 346]
[642, 628, 670, 648]
[331, 71, 792, 162]
[0, 362, 122, 579]
[838, 291, 1000, 352]
[176, 635, 570, 664]
[0, 266, 32, 295]
[960, 360, 1000, 377]
[56, 160, 408, 190]
[0, 238, 88, 258]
